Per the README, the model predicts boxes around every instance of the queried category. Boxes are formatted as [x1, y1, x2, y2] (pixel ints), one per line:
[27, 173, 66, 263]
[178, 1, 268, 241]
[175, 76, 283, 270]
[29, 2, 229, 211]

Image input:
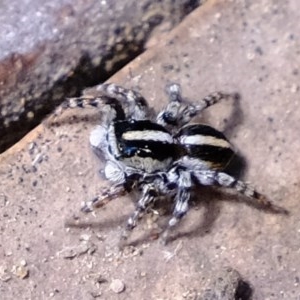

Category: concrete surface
[1, 0, 300, 299]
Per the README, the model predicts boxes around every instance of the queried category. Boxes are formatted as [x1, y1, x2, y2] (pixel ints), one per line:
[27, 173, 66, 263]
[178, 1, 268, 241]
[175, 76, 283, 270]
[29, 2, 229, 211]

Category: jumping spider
[56, 83, 288, 245]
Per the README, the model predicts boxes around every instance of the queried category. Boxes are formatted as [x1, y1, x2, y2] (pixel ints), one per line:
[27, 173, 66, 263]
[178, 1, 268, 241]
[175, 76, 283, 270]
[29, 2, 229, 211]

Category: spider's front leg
[49, 83, 150, 125]
[48, 92, 126, 126]
[120, 183, 159, 246]
[156, 83, 237, 127]
[81, 162, 137, 213]
[160, 166, 193, 244]
[161, 188, 191, 245]
[94, 83, 150, 120]
[81, 183, 127, 213]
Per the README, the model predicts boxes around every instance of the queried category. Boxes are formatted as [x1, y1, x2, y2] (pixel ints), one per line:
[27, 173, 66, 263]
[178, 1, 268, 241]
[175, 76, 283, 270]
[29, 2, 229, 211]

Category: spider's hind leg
[194, 170, 289, 215]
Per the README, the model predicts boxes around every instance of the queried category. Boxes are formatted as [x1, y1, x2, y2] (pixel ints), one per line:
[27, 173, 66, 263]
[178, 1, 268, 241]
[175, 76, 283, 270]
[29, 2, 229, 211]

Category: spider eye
[122, 146, 137, 157]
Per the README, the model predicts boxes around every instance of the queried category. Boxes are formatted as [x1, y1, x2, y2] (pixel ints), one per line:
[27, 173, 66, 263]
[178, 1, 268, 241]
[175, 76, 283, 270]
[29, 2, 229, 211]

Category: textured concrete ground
[1, 0, 300, 299]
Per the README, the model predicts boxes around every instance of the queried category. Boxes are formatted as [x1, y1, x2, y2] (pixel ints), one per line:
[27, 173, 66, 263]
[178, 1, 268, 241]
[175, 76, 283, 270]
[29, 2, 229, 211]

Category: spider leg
[50, 83, 150, 125]
[159, 166, 192, 244]
[94, 83, 150, 120]
[156, 83, 182, 126]
[81, 161, 140, 213]
[120, 183, 158, 244]
[194, 170, 288, 214]
[50, 93, 126, 125]
[179, 91, 235, 126]
[156, 83, 237, 127]
[161, 188, 191, 245]
[81, 183, 127, 213]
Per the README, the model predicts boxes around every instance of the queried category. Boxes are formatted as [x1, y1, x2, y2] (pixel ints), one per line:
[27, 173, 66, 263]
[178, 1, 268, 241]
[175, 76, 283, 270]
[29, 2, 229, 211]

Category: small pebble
[12, 265, 29, 279]
[5, 251, 12, 257]
[110, 279, 125, 294]
[140, 271, 146, 277]
[20, 259, 27, 266]
[80, 234, 91, 241]
[90, 291, 102, 298]
[0, 266, 11, 282]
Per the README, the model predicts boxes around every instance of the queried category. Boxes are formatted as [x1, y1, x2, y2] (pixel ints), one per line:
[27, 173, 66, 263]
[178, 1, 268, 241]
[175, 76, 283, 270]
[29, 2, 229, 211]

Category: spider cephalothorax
[57, 83, 287, 245]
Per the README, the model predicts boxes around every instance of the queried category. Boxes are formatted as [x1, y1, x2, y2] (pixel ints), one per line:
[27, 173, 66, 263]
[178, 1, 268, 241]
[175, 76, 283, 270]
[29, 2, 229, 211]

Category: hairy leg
[161, 188, 191, 245]
[81, 183, 127, 213]
[159, 166, 193, 244]
[49, 83, 150, 125]
[120, 183, 159, 245]
[80, 162, 142, 213]
[194, 170, 288, 214]
[157, 83, 237, 127]
[94, 83, 150, 120]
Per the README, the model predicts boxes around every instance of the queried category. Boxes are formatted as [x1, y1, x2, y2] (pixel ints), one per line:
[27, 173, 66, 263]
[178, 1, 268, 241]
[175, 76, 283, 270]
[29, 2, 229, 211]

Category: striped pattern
[175, 124, 234, 170]
[196, 92, 228, 111]
[62, 95, 126, 120]
[96, 83, 148, 109]
[122, 130, 173, 143]
[114, 119, 176, 164]
[180, 134, 231, 148]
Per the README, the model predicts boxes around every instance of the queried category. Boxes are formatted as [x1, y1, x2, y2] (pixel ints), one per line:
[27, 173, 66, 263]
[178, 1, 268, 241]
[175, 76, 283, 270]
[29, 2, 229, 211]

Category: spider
[56, 82, 288, 245]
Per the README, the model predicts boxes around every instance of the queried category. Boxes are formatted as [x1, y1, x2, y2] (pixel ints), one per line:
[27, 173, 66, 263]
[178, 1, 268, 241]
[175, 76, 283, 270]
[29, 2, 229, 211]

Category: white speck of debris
[290, 83, 299, 93]
[142, 243, 150, 249]
[215, 12, 222, 19]
[20, 259, 27, 267]
[247, 52, 255, 60]
[32, 153, 43, 166]
[28, 142, 36, 151]
[110, 279, 125, 294]
[80, 234, 91, 241]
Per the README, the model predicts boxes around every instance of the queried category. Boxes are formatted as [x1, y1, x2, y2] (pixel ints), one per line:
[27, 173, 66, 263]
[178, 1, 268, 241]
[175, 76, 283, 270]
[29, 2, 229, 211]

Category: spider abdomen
[175, 124, 235, 170]
[112, 120, 177, 173]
